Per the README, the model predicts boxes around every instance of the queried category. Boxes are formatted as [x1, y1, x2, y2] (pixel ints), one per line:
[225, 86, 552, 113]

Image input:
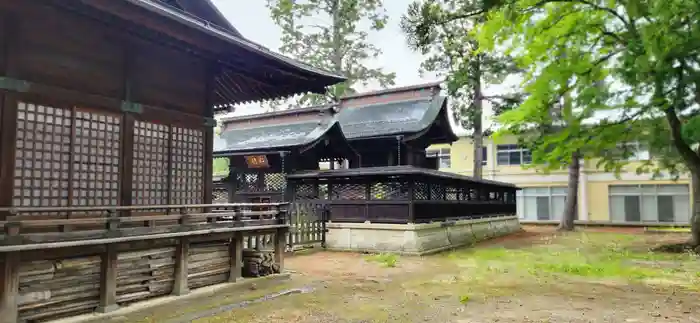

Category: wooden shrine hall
[214, 82, 459, 202]
[0, 0, 345, 322]
[215, 83, 522, 255]
[213, 105, 360, 203]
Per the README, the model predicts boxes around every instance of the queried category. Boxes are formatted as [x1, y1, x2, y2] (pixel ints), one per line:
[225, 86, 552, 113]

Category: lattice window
[72, 110, 121, 206]
[333, 183, 366, 200]
[14, 103, 121, 209]
[430, 183, 446, 200]
[446, 186, 460, 201]
[264, 173, 286, 191]
[414, 182, 429, 200]
[238, 173, 259, 192]
[371, 182, 409, 200]
[132, 121, 169, 206]
[170, 126, 204, 205]
[14, 102, 72, 207]
[294, 183, 317, 200]
[212, 186, 229, 204]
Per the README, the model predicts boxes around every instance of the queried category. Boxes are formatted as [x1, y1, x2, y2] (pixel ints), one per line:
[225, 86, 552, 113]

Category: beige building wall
[428, 136, 692, 223]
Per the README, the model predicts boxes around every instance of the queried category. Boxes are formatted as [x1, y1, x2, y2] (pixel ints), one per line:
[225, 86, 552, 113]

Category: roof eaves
[123, 0, 346, 82]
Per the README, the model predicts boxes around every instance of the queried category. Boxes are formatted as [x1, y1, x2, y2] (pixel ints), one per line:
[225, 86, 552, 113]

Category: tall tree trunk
[472, 57, 484, 179]
[558, 150, 579, 231]
[691, 173, 700, 248]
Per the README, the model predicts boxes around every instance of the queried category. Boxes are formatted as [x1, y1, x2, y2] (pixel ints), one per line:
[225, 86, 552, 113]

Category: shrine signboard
[244, 155, 269, 168]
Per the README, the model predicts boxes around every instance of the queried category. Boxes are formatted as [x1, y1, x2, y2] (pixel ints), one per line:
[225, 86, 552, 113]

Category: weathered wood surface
[116, 247, 176, 305]
[187, 241, 230, 290]
[17, 256, 101, 322]
[242, 250, 280, 278]
[287, 202, 326, 248]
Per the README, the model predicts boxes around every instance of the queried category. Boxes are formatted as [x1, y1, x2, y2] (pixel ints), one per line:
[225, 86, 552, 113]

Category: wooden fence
[287, 202, 327, 249]
[211, 184, 327, 249]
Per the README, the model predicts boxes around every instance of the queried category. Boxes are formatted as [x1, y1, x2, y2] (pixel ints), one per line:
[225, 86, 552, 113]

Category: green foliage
[400, 0, 521, 132]
[480, 0, 700, 178]
[266, 0, 396, 105]
[213, 157, 229, 177]
[365, 253, 399, 267]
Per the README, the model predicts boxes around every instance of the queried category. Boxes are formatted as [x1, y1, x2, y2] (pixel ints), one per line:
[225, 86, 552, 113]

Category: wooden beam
[97, 244, 119, 313]
[228, 232, 242, 282]
[0, 252, 19, 323]
[172, 237, 190, 296]
[274, 227, 287, 273]
[0, 14, 17, 222]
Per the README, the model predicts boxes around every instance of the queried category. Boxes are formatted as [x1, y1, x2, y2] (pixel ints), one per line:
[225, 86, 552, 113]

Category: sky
[210, 0, 505, 131]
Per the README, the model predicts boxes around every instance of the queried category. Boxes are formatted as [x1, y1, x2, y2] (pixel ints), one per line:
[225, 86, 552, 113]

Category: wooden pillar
[228, 233, 243, 282]
[172, 237, 190, 296]
[0, 252, 19, 323]
[97, 244, 119, 313]
[227, 157, 237, 203]
[0, 14, 18, 222]
[274, 228, 287, 273]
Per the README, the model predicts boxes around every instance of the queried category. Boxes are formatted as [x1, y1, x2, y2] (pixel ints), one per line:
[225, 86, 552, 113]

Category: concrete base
[325, 216, 521, 255]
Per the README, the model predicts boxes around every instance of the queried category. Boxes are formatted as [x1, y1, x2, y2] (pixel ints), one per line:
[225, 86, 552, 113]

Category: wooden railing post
[172, 208, 190, 296]
[0, 222, 20, 323]
[228, 232, 243, 282]
[172, 237, 190, 296]
[97, 243, 118, 313]
[274, 227, 286, 274]
[0, 251, 19, 323]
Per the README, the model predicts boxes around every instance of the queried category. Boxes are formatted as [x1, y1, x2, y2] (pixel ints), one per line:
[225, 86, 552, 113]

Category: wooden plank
[274, 228, 286, 273]
[171, 237, 189, 296]
[97, 244, 118, 313]
[229, 233, 242, 282]
[0, 252, 19, 323]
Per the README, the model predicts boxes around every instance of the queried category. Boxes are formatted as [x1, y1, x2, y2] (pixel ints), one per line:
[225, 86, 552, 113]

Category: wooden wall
[0, 2, 226, 321]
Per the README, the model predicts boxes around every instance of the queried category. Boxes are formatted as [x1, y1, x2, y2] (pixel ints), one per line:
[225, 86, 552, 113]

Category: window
[619, 142, 650, 161]
[609, 184, 690, 223]
[476, 146, 488, 166]
[426, 148, 451, 169]
[496, 144, 532, 166]
[516, 187, 573, 221]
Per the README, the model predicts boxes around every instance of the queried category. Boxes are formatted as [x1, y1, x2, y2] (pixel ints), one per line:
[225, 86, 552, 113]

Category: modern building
[427, 135, 692, 224]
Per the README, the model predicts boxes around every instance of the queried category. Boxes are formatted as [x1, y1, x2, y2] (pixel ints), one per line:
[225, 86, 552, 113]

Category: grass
[116, 232, 700, 322]
[364, 253, 399, 268]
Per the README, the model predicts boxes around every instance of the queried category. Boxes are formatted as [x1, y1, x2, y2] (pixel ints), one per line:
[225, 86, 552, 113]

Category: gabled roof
[336, 82, 458, 142]
[213, 106, 341, 155]
[85, 0, 346, 105]
[168, 0, 244, 37]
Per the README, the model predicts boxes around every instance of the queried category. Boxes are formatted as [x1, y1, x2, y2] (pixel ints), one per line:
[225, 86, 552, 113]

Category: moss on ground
[117, 232, 700, 322]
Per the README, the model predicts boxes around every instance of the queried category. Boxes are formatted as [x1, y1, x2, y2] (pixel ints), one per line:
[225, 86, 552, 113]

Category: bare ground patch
[117, 231, 700, 323]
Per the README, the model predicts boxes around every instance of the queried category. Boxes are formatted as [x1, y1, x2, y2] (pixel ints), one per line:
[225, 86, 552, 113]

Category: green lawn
[105, 231, 700, 323]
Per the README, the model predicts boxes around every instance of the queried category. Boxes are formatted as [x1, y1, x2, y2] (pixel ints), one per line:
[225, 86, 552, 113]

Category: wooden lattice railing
[0, 203, 288, 250]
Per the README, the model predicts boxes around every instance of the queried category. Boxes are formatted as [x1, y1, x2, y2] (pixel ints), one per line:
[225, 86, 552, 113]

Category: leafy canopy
[266, 0, 396, 106]
[480, 0, 700, 177]
[401, 0, 521, 131]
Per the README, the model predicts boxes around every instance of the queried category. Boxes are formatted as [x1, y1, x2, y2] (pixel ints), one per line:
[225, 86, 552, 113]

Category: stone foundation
[325, 216, 521, 255]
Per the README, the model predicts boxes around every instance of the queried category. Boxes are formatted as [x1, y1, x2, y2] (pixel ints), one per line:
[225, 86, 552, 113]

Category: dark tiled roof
[337, 96, 448, 139]
[213, 120, 338, 155]
[119, 0, 345, 105]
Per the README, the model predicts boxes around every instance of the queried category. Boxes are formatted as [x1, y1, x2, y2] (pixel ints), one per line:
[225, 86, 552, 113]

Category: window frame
[496, 144, 532, 166]
[426, 148, 451, 169]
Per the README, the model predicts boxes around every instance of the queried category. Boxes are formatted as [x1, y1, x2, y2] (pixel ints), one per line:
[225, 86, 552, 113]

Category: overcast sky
[210, 1, 503, 131]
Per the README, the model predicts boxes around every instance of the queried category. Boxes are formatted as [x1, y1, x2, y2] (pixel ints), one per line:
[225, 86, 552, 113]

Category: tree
[480, 0, 700, 246]
[266, 0, 396, 106]
[400, 0, 521, 179]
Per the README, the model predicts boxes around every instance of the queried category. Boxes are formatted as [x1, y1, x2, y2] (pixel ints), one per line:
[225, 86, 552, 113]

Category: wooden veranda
[0, 1, 345, 322]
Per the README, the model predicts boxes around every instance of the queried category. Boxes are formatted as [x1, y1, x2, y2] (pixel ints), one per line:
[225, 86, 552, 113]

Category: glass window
[608, 184, 690, 223]
[496, 144, 531, 165]
[426, 148, 451, 169]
